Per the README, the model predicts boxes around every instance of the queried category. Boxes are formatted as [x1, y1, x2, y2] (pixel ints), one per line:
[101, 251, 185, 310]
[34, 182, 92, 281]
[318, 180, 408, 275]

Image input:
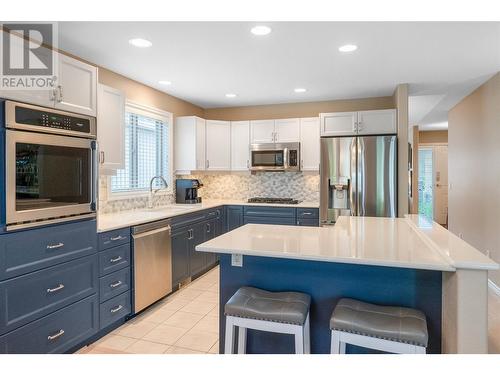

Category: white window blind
[111, 106, 170, 193]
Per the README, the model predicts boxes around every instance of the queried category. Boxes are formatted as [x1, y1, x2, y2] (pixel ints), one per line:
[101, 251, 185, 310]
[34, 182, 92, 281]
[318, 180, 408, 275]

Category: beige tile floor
[78, 265, 500, 354]
[78, 266, 220, 354]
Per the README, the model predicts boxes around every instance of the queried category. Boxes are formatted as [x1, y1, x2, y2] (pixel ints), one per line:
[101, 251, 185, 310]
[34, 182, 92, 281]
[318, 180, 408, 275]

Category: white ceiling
[58, 22, 500, 124]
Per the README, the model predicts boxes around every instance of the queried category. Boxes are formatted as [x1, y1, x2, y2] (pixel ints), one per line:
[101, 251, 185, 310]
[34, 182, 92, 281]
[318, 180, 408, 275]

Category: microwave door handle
[283, 147, 289, 169]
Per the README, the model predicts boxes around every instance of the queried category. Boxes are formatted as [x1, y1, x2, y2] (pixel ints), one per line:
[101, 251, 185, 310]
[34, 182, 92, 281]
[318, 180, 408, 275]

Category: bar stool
[224, 286, 311, 354]
[330, 298, 428, 354]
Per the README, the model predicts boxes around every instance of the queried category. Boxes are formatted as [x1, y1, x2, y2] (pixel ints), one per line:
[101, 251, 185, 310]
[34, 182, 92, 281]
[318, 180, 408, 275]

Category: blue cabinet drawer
[0, 220, 97, 281]
[171, 211, 207, 230]
[244, 206, 296, 218]
[243, 216, 296, 226]
[0, 294, 98, 354]
[99, 291, 131, 330]
[98, 228, 130, 251]
[297, 208, 319, 219]
[0, 255, 98, 335]
[297, 218, 320, 227]
[99, 268, 130, 303]
[98, 244, 130, 276]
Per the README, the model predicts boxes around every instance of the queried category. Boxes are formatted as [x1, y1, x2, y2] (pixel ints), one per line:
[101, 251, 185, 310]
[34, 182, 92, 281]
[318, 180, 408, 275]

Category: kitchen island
[196, 215, 498, 354]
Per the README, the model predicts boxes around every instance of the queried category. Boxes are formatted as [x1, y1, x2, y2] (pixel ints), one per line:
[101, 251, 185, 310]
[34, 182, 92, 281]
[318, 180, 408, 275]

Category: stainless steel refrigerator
[320, 135, 397, 225]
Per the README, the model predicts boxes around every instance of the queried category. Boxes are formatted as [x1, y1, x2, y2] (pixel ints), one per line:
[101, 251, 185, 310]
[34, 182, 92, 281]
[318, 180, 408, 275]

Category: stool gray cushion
[330, 298, 428, 347]
[225, 287, 311, 326]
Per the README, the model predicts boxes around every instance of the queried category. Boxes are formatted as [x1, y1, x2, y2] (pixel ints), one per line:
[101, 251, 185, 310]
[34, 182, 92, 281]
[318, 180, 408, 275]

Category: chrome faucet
[148, 176, 169, 209]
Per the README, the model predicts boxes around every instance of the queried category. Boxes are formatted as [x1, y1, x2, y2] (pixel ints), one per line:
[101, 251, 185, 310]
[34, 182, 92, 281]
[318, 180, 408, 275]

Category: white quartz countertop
[97, 199, 319, 232]
[196, 216, 499, 272]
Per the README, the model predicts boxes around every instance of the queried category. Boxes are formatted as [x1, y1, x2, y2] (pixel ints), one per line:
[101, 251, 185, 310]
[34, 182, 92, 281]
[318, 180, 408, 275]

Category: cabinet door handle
[110, 305, 123, 313]
[246, 160, 249, 169]
[206, 159, 210, 169]
[301, 159, 304, 170]
[357, 121, 363, 132]
[47, 329, 65, 341]
[50, 88, 57, 102]
[302, 212, 313, 216]
[56, 85, 63, 102]
[188, 229, 194, 240]
[110, 235, 124, 241]
[110, 256, 122, 263]
[47, 284, 65, 293]
[206, 223, 211, 233]
[353, 121, 358, 132]
[110, 281, 123, 288]
[100, 151, 105, 164]
[46, 242, 64, 249]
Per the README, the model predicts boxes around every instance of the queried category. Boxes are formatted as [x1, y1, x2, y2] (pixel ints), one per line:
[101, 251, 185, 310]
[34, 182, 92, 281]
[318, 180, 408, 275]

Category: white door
[357, 109, 396, 135]
[206, 120, 231, 170]
[300, 117, 320, 171]
[97, 84, 125, 171]
[231, 121, 250, 170]
[250, 120, 275, 143]
[55, 54, 97, 116]
[195, 118, 206, 170]
[320, 112, 357, 136]
[275, 118, 300, 143]
[433, 145, 448, 225]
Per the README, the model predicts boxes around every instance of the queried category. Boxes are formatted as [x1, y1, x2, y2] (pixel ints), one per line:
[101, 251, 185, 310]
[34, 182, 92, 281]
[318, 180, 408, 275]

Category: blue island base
[218, 254, 442, 354]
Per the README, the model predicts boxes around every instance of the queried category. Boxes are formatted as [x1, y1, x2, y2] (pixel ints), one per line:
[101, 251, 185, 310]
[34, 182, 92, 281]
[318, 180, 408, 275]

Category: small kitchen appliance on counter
[175, 179, 203, 204]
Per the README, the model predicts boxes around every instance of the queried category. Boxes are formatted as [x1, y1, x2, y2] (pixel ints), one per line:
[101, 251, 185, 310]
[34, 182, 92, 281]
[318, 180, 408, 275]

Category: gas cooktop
[247, 197, 300, 205]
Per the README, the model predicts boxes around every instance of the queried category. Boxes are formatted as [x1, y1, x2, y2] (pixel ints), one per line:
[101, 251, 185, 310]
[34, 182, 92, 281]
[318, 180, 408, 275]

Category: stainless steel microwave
[3, 101, 97, 230]
[250, 142, 300, 172]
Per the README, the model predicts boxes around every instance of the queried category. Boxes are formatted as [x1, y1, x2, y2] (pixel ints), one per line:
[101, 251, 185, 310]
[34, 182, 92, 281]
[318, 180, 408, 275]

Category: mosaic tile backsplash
[98, 172, 319, 214]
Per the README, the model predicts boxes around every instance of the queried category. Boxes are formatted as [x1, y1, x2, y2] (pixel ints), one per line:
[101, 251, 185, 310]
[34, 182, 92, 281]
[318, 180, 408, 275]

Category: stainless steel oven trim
[5, 100, 97, 139]
[6, 130, 96, 226]
[250, 142, 300, 171]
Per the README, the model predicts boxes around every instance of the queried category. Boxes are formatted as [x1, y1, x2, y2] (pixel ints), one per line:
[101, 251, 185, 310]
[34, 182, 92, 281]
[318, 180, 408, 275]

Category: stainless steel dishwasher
[132, 219, 172, 313]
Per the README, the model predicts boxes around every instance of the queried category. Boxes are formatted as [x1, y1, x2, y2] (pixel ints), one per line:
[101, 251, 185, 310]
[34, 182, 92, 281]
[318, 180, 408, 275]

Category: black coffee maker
[175, 179, 203, 204]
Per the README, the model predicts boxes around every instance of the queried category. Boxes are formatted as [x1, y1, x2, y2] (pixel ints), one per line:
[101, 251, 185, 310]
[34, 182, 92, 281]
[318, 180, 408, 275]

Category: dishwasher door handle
[132, 226, 171, 239]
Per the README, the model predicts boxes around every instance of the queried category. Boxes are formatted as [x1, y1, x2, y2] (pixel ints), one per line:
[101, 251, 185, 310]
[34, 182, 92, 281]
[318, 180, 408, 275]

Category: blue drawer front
[297, 218, 320, 227]
[0, 294, 99, 354]
[244, 206, 296, 218]
[98, 244, 130, 276]
[243, 216, 296, 226]
[297, 208, 319, 219]
[171, 211, 208, 230]
[98, 227, 130, 251]
[99, 291, 131, 330]
[0, 220, 97, 281]
[0, 255, 98, 335]
[99, 268, 131, 303]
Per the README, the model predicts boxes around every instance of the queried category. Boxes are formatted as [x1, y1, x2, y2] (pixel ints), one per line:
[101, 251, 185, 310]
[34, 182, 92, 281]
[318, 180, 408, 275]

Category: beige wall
[448, 72, 500, 285]
[393, 84, 409, 217]
[204, 96, 394, 120]
[98, 68, 204, 118]
[419, 130, 448, 144]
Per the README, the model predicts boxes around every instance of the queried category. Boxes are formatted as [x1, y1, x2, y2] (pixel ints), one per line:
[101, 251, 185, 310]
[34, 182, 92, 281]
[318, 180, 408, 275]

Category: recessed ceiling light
[338, 44, 358, 53]
[158, 80, 171, 85]
[294, 88, 307, 93]
[128, 38, 152, 48]
[250, 26, 272, 36]
[225, 93, 237, 98]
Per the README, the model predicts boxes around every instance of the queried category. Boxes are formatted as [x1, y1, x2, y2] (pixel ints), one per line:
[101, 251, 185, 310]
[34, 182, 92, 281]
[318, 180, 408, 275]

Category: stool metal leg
[303, 313, 311, 354]
[237, 327, 247, 354]
[331, 330, 341, 354]
[225, 316, 236, 354]
[294, 325, 305, 354]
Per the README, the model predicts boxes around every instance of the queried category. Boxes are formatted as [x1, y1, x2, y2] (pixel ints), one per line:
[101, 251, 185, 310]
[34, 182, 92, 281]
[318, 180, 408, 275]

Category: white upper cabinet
[320, 112, 357, 136]
[357, 109, 397, 135]
[274, 118, 300, 143]
[300, 117, 320, 171]
[97, 84, 125, 171]
[206, 120, 231, 170]
[250, 120, 275, 144]
[175, 116, 206, 173]
[231, 121, 250, 171]
[55, 54, 97, 116]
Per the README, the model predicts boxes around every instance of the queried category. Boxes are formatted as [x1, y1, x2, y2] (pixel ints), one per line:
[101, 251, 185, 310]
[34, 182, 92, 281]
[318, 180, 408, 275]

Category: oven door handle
[91, 141, 98, 211]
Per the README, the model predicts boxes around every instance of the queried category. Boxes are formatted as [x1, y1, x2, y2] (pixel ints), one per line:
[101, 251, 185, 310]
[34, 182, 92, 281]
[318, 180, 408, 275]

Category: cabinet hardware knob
[110, 281, 123, 288]
[110, 305, 123, 313]
[47, 329, 65, 341]
[47, 284, 65, 293]
[46, 242, 64, 249]
[110, 256, 122, 263]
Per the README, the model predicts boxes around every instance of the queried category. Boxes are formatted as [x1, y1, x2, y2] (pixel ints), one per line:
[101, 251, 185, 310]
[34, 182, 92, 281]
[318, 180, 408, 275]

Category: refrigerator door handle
[349, 138, 357, 216]
[357, 137, 366, 216]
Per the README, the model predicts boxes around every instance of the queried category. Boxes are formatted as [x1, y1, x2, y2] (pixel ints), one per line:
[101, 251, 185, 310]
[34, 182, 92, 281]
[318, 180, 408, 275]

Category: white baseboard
[488, 279, 500, 296]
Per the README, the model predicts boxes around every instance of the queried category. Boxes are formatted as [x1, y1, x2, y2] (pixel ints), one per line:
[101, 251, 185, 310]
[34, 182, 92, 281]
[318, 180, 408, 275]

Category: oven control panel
[15, 106, 91, 133]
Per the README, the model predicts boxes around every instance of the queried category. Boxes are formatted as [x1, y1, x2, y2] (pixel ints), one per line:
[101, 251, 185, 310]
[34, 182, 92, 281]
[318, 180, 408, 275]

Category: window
[110, 102, 172, 195]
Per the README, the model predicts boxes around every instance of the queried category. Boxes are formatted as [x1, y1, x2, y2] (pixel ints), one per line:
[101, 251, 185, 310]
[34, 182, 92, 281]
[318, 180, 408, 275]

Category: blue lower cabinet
[0, 255, 98, 335]
[98, 228, 130, 251]
[99, 268, 131, 303]
[98, 244, 130, 276]
[172, 228, 190, 286]
[226, 206, 243, 231]
[244, 216, 297, 225]
[0, 294, 99, 354]
[297, 218, 320, 227]
[297, 208, 319, 220]
[189, 222, 208, 277]
[99, 291, 131, 330]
